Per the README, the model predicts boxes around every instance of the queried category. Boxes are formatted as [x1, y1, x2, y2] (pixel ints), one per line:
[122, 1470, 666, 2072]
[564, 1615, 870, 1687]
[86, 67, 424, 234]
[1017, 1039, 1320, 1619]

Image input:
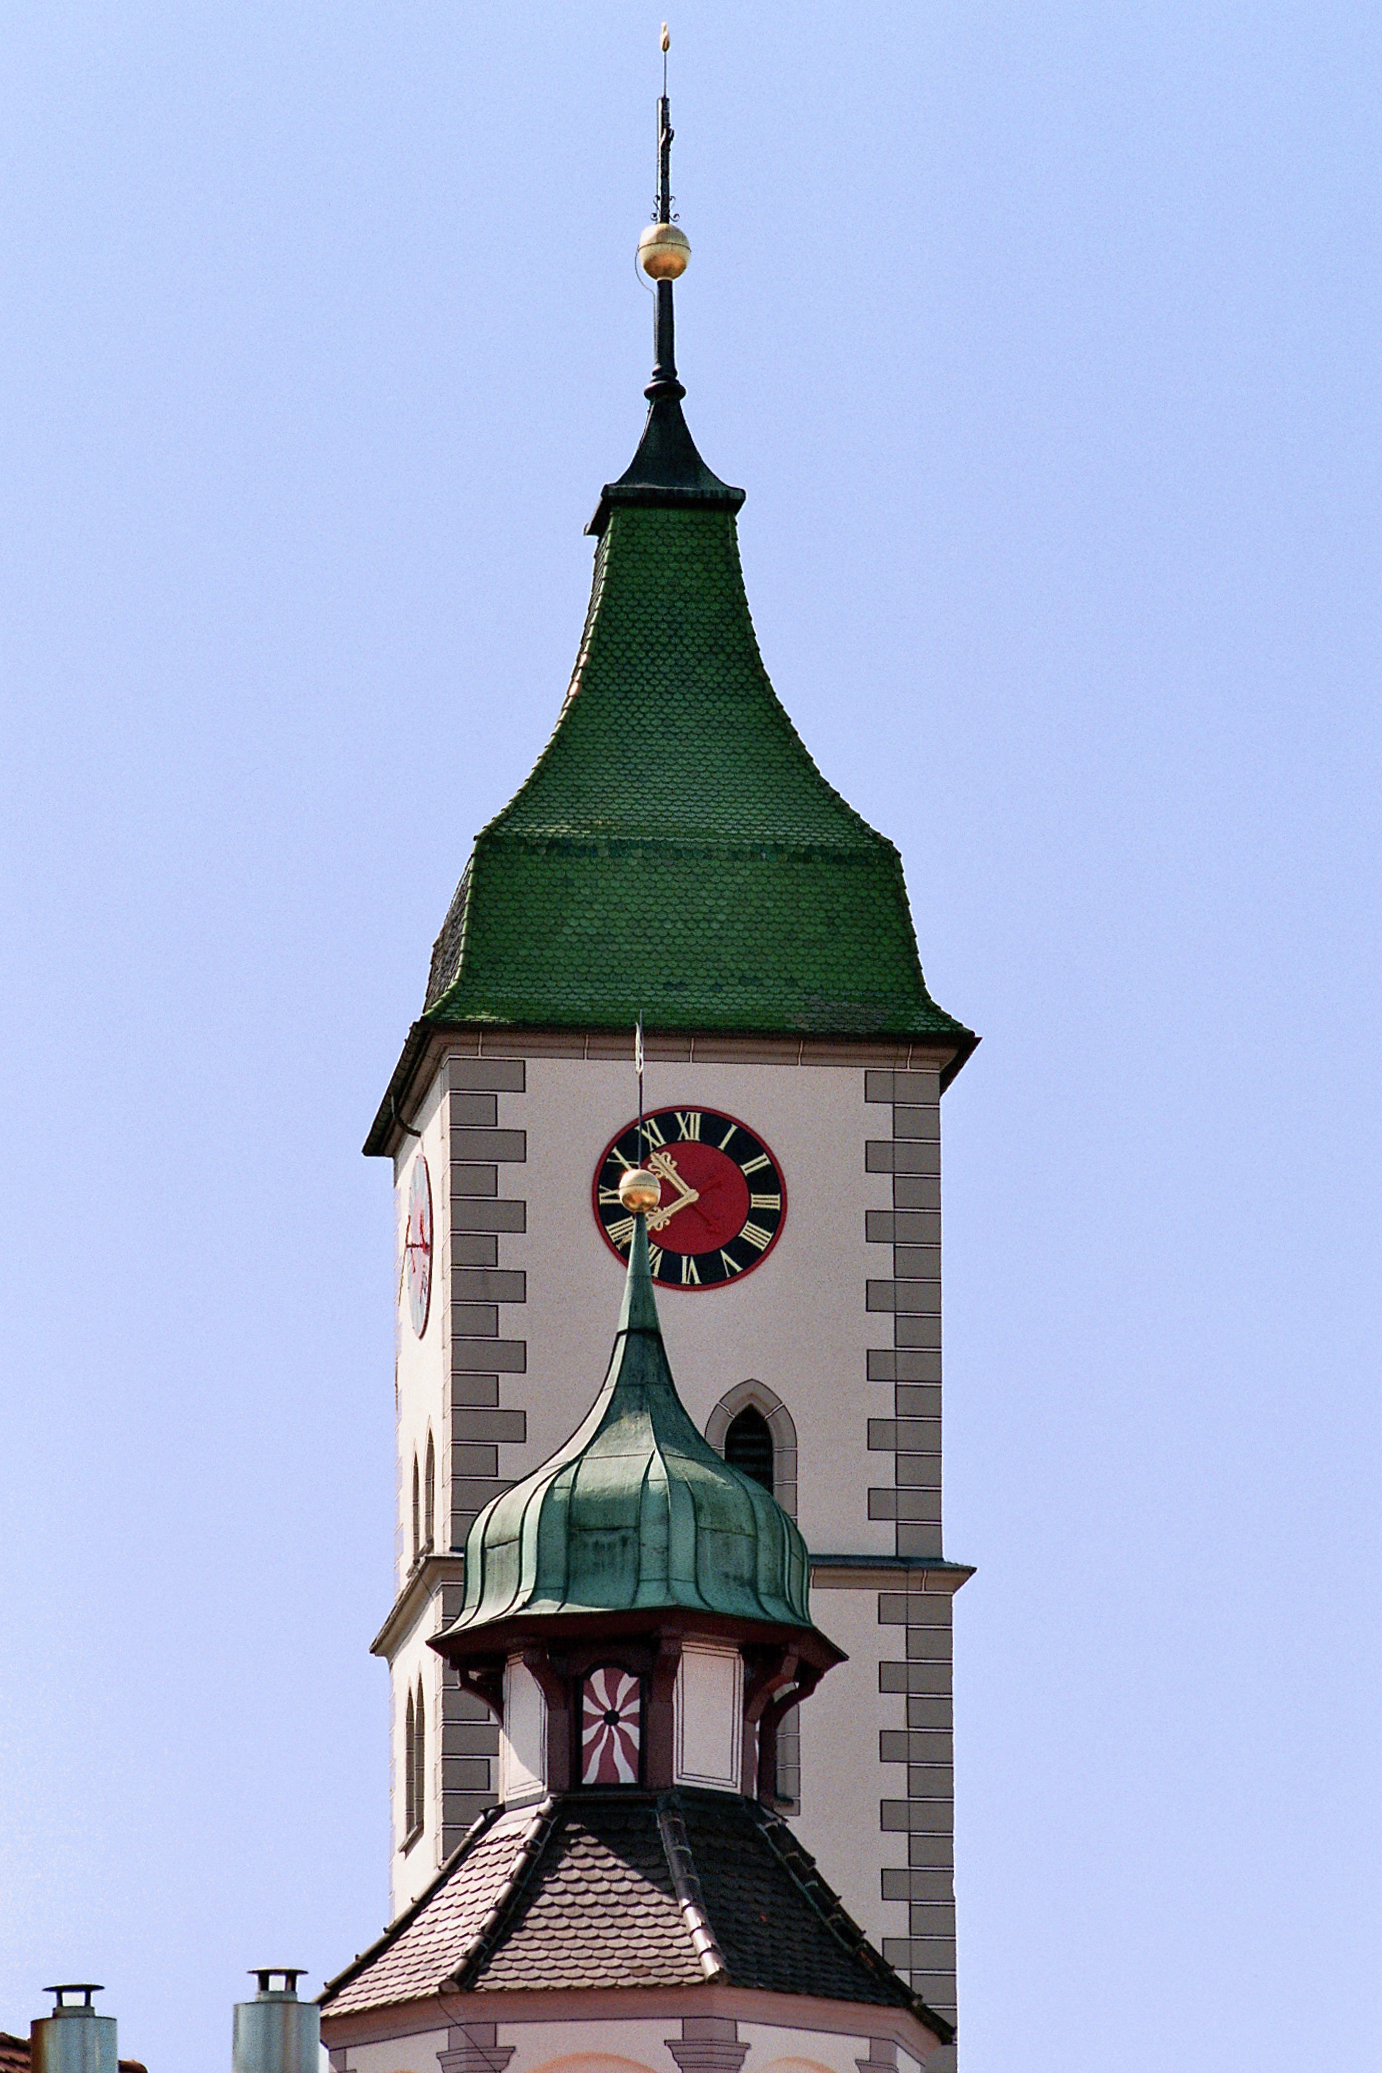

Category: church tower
[364, 66, 975, 2049]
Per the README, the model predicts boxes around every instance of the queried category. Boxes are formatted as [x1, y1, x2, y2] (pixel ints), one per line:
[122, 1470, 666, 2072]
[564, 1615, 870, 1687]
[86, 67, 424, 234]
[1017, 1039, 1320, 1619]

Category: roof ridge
[442, 1798, 559, 1993]
[743, 1799, 954, 2043]
[656, 1792, 728, 1980]
[319, 1801, 507, 2008]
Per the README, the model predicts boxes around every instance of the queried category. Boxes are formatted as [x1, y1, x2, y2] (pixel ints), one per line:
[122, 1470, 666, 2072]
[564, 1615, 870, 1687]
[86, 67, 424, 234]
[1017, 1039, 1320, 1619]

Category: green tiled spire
[421, 410, 971, 1042]
[442, 1216, 814, 1635]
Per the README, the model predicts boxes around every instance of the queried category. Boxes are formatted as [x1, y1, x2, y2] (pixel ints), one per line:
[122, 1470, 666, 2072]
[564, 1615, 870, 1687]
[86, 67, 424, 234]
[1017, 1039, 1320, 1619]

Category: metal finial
[637, 37, 690, 398]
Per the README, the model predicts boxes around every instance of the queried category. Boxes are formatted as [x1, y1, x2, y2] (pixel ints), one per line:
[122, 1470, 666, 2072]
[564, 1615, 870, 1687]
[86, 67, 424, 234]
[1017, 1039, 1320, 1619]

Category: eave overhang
[428, 1602, 845, 1676]
[364, 1022, 977, 1160]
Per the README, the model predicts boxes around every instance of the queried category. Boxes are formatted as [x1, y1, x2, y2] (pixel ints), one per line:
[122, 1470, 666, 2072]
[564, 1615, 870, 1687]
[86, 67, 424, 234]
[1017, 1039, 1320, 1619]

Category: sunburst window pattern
[581, 1667, 642, 1785]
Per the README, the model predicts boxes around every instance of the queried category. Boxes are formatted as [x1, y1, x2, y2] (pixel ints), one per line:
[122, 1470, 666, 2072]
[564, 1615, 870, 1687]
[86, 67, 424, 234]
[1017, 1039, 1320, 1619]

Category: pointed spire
[617, 1211, 661, 1335]
[589, 33, 744, 535]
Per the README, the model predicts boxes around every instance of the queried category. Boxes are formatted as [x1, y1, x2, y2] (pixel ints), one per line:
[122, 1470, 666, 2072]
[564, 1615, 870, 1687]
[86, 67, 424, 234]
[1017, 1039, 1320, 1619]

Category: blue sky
[1, 7, 1378, 2070]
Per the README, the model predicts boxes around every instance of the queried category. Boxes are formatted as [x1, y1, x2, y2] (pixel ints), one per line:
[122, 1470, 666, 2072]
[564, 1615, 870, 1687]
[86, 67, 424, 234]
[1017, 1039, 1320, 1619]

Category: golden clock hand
[648, 1148, 693, 1198]
[642, 1147, 703, 1230]
[647, 1184, 700, 1230]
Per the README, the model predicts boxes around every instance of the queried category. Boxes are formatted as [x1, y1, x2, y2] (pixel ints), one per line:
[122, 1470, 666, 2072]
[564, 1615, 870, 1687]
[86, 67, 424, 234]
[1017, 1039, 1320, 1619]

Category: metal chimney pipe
[232, 1970, 319, 2073]
[31, 1986, 118, 2073]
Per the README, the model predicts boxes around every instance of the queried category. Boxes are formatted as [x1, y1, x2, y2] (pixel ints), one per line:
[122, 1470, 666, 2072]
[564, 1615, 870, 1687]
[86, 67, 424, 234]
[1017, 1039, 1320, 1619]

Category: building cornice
[370, 1551, 973, 1660]
[370, 1553, 467, 1661]
[365, 1023, 965, 1159]
[809, 1556, 975, 1593]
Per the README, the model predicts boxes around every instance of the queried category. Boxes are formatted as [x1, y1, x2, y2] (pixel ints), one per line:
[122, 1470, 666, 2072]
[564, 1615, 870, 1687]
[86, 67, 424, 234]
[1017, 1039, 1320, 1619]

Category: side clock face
[593, 1107, 786, 1289]
[403, 1155, 433, 1336]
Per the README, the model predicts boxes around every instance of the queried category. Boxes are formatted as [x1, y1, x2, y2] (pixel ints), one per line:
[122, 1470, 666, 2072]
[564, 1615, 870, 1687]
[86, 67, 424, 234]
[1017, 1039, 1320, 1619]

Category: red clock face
[593, 1107, 786, 1289]
[404, 1155, 433, 1336]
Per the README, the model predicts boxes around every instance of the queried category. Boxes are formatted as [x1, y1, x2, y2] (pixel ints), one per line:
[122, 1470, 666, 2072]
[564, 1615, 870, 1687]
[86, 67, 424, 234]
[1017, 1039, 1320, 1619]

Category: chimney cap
[43, 1987, 103, 2013]
[249, 1970, 306, 1998]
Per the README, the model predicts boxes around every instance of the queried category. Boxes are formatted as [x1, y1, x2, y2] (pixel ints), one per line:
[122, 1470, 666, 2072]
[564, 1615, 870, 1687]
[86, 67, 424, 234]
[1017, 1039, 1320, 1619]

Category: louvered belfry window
[724, 1405, 774, 1493]
[580, 1666, 642, 1784]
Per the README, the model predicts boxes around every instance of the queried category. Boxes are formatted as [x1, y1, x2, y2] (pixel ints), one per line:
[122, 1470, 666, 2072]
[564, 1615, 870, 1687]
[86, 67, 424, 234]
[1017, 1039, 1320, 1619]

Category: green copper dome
[442, 1215, 813, 1637]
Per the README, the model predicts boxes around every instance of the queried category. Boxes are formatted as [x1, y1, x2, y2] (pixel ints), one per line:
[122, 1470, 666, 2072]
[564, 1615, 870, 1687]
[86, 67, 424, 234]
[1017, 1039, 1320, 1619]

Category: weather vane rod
[638, 23, 690, 400]
[658, 26, 673, 224]
[636, 1013, 645, 1167]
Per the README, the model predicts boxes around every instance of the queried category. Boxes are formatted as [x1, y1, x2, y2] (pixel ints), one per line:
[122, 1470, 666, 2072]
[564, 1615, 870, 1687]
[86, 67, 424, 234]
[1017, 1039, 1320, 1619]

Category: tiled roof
[421, 501, 972, 1046]
[320, 1789, 951, 2044]
[467, 1798, 700, 1995]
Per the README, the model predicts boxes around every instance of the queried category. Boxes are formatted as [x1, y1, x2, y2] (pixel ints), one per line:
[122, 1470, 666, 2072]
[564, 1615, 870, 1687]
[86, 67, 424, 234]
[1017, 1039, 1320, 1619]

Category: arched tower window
[410, 1453, 421, 1564]
[724, 1406, 774, 1492]
[423, 1430, 435, 1552]
[413, 1678, 426, 1833]
[705, 1381, 798, 1519]
[705, 1382, 802, 1810]
[403, 1688, 417, 1838]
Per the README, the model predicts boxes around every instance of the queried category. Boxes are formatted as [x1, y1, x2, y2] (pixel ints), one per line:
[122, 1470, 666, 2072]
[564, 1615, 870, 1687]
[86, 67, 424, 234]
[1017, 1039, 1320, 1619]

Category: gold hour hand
[646, 1148, 699, 1228]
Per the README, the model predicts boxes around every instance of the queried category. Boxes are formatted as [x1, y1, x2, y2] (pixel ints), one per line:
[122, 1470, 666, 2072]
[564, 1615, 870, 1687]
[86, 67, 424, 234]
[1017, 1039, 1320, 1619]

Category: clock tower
[364, 80, 976, 2058]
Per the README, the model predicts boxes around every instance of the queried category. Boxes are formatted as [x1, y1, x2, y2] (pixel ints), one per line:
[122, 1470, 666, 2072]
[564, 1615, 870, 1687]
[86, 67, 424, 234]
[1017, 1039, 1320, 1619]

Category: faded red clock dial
[593, 1107, 786, 1289]
[403, 1154, 433, 1335]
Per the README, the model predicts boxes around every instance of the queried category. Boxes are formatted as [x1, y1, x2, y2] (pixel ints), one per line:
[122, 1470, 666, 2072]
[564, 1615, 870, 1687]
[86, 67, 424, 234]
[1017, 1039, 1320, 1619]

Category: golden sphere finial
[618, 1167, 662, 1214]
[638, 221, 690, 281]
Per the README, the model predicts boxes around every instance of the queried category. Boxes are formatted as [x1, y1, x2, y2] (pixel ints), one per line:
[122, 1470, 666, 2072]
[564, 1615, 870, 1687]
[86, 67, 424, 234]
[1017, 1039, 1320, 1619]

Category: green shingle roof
[422, 407, 970, 1042]
[440, 1216, 816, 1636]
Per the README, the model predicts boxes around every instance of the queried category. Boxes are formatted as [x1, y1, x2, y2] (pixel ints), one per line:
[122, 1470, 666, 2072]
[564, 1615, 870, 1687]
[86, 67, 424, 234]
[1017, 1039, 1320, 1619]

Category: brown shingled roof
[321, 1788, 952, 2045]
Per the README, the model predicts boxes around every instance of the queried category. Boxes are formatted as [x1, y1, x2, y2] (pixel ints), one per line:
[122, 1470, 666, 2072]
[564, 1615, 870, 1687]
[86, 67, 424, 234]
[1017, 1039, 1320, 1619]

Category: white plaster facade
[373, 1035, 966, 2040]
[326, 2008, 939, 2073]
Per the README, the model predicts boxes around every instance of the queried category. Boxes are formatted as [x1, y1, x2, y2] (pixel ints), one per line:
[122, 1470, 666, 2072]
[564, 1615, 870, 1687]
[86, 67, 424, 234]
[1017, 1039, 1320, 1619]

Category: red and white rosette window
[580, 1666, 642, 1785]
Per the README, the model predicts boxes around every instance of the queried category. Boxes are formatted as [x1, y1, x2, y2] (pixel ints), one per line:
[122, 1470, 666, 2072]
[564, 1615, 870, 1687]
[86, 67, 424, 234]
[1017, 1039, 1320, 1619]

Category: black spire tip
[586, 48, 745, 537]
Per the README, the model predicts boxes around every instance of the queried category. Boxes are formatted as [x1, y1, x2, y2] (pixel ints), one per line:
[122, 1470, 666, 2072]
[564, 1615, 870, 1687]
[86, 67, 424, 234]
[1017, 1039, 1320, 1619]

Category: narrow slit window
[413, 1680, 425, 1831]
[423, 1431, 435, 1551]
[410, 1454, 421, 1563]
[404, 1689, 417, 1836]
